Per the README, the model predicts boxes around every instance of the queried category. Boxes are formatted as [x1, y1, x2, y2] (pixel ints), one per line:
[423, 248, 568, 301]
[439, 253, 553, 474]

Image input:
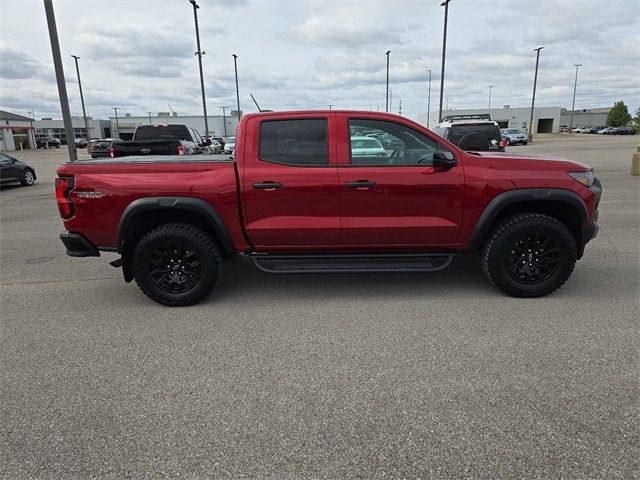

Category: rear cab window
[134, 125, 190, 141]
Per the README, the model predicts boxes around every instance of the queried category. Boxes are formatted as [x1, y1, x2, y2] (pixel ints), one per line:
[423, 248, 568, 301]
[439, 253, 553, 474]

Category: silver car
[500, 128, 528, 145]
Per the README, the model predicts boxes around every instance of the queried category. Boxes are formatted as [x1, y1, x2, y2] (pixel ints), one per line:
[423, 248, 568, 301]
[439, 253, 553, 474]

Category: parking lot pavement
[1, 136, 639, 478]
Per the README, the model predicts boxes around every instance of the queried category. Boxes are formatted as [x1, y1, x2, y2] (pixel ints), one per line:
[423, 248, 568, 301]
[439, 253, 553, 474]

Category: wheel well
[487, 201, 582, 250]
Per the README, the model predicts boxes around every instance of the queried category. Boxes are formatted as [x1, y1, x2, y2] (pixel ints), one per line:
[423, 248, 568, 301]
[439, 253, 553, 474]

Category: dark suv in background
[433, 114, 506, 151]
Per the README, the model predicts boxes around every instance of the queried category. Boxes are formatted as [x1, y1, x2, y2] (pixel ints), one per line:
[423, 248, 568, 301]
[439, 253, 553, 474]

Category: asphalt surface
[1, 135, 639, 479]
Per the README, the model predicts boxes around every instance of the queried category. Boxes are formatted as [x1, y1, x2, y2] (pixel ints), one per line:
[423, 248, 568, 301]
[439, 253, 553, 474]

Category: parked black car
[74, 138, 88, 148]
[35, 136, 61, 148]
[88, 138, 121, 158]
[610, 127, 636, 135]
[0, 152, 36, 186]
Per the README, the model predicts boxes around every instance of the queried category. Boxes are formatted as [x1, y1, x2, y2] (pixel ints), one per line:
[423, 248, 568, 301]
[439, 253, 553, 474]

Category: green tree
[606, 101, 632, 127]
[632, 106, 640, 127]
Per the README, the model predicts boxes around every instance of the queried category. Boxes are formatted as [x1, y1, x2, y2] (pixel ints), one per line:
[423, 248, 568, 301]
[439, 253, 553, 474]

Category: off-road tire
[133, 223, 221, 306]
[20, 169, 35, 186]
[481, 213, 577, 297]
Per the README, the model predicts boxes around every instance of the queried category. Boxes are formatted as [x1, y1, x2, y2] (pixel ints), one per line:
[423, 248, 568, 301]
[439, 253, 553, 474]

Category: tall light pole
[528, 46, 543, 142]
[189, 0, 209, 139]
[569, 63, 582, 133]
[220, 106, 228, 136]
[147, 112, 153, 124]
[427, 69, 432, 128]
[488, 85, 494, 111]
[232, 54, 241, 122]
[438, 0, 452, 122]
[326, 104, 334, 110]
[43, 0, 77, 160]
[388, 89, 393, 112]
[70, 55, 91, 141]
[112, 107, 120, 139]
[385, 50, 391, 113]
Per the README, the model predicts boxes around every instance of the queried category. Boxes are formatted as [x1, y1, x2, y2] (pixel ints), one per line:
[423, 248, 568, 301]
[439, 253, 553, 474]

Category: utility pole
[398, 99, 402, 116]
[385, 50, 391, 113]
[70, 55, 91, 141]
[189, 0, 209, 139]
[147, 112, 153, 124]
[112, 107, 120, 139]
[488, 85, 494, 111]
[528, 46, 544, 142]
[233, 54, 241, 122]
[427, 69, 432, 128]
[43, 0, 77, 160]
[438, 0, 452, 122]
[220, 106, 228, 136]
[389, 89, 393, 113]
[326, 104, 334, 110]
[569, 63, 582, 133]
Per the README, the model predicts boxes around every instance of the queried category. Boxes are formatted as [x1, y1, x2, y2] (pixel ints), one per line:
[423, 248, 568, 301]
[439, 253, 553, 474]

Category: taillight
[499, 139, 508, 148]
[176, 145, 186, 155]
[55, 176, 75, 219]
[109, 146, 115, 157]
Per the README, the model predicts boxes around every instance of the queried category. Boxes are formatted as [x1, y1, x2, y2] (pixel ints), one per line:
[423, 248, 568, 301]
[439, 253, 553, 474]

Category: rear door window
[259, 119, 328, 166]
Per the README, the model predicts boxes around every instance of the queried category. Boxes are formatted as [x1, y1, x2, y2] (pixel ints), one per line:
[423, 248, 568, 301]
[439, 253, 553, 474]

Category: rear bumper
[60, 231, 99, 257]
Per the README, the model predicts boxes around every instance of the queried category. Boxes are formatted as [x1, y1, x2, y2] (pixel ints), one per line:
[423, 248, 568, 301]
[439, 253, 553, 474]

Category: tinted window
[450, 123, 501, 147]
[349, 119, 438, 166]
[259, 119, 328, 166]
[134, 125, 190, 141]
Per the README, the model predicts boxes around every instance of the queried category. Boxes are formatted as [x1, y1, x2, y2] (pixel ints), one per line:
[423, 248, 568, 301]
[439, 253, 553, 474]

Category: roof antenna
[250, 93, 273, 112]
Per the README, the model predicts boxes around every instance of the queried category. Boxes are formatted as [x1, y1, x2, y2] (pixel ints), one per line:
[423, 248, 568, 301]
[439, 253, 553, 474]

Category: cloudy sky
[1, 0, 638, 121]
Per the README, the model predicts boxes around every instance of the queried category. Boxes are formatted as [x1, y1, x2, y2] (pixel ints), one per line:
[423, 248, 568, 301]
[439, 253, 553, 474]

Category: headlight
[568, 170, 594, 188]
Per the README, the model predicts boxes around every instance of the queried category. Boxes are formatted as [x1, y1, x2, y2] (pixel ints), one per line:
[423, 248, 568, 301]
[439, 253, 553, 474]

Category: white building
[109, 113, 241, 140]
[0, 110, 36, 151]
[419, 106, 611, 134]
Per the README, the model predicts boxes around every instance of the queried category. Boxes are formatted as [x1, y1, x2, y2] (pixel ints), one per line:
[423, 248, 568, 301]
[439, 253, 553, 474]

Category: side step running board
[250, 253, 455, 274]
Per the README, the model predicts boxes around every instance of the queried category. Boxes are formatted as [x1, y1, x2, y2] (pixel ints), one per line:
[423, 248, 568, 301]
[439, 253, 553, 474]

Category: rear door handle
[252, 181, 282, 190]
[346, 180, 376, 190]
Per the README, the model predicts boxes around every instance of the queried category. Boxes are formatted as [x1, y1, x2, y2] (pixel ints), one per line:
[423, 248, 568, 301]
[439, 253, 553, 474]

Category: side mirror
[433, 150, 456, 168]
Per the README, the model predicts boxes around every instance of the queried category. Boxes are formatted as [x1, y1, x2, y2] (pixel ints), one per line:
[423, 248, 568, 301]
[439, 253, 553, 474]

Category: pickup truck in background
[56, 110, 602, 306]
[109, 123, 211, 157]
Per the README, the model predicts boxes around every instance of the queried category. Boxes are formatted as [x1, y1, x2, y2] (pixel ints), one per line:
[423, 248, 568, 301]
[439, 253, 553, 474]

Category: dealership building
[419, 106, 611, 133]
[1, 110, 36, 151]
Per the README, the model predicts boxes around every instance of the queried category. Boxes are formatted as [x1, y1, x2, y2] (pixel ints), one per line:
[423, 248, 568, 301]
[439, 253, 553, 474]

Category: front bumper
[60, 231, 99, 257]
[579, 177, 602, 257]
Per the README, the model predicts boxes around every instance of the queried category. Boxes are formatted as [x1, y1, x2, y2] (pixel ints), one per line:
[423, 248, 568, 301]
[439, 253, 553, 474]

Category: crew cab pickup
[109, 123, 211, 157]
[56, 111, 602, 306]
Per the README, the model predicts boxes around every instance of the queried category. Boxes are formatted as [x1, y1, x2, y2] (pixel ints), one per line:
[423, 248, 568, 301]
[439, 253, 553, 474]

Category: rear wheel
[133, 223, 221, 306]
[481, 213, 577, 297]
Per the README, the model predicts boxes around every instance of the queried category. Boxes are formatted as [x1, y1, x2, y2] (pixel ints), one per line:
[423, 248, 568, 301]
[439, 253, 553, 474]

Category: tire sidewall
[488, 219, 576, 296]
[134, 228, 219, 305]
[22, 169, 35, 186]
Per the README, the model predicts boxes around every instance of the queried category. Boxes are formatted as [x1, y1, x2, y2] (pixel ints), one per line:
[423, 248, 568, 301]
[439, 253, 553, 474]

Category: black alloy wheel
[504, 233, 560, 284]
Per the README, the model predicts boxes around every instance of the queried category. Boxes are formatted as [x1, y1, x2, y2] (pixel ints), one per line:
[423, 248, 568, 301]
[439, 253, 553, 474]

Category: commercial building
[34, 117, 111, 144]
[109, 113, 241, 140]
[0, 110, 35, 151]
[419, 106, 611, 134]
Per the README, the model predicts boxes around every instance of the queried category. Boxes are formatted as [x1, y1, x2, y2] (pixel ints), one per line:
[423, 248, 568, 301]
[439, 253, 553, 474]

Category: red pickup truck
[56, 111, 601, 306]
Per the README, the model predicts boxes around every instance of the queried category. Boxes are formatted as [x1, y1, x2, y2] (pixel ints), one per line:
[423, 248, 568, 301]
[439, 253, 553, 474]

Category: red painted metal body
[56, 110, 597, 254]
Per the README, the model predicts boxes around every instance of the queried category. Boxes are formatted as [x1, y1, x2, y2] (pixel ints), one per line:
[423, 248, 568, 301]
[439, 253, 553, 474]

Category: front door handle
[252, 181, 282, 191]
[346, 180, 376, 190]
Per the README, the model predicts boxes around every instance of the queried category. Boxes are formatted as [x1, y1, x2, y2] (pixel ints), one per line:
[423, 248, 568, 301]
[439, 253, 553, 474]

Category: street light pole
[488, 85, 494, 111]
[70, 55, 91, 142]
[385, 50, 391, 113]
[43, 0, 77, 160]
[427, 69, 432, 128]
[569, 63, 582, 133]
[388, 89, 393, 112]
[528, 46, 544, 142]
[220, 106, 228, 136]
[326, 104, 334, 110]
[189, 0, 209, 139]
[112, 107, 120, 139]
[438, 0, 452, 122]
[232, 54, 241, 122]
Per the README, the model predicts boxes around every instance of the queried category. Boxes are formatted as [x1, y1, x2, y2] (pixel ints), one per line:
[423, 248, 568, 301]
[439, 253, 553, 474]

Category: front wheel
[481, 213, 577, 297]
[133, 223, 221, 306]
[20, 169, 35, 186]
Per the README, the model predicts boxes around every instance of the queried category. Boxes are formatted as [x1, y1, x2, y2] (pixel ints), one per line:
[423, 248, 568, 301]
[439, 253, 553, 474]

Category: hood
[467, 151, 592, 171]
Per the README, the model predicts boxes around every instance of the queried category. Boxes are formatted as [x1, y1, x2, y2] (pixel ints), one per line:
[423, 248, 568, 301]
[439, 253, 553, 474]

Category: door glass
[349, 119, 438, 166]
[259, 119, 328, 166]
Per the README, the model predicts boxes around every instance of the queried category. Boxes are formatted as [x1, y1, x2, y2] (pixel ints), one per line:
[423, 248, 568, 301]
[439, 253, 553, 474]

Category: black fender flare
[116, 196, 235, 256]
[467, 188, 589, 251]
